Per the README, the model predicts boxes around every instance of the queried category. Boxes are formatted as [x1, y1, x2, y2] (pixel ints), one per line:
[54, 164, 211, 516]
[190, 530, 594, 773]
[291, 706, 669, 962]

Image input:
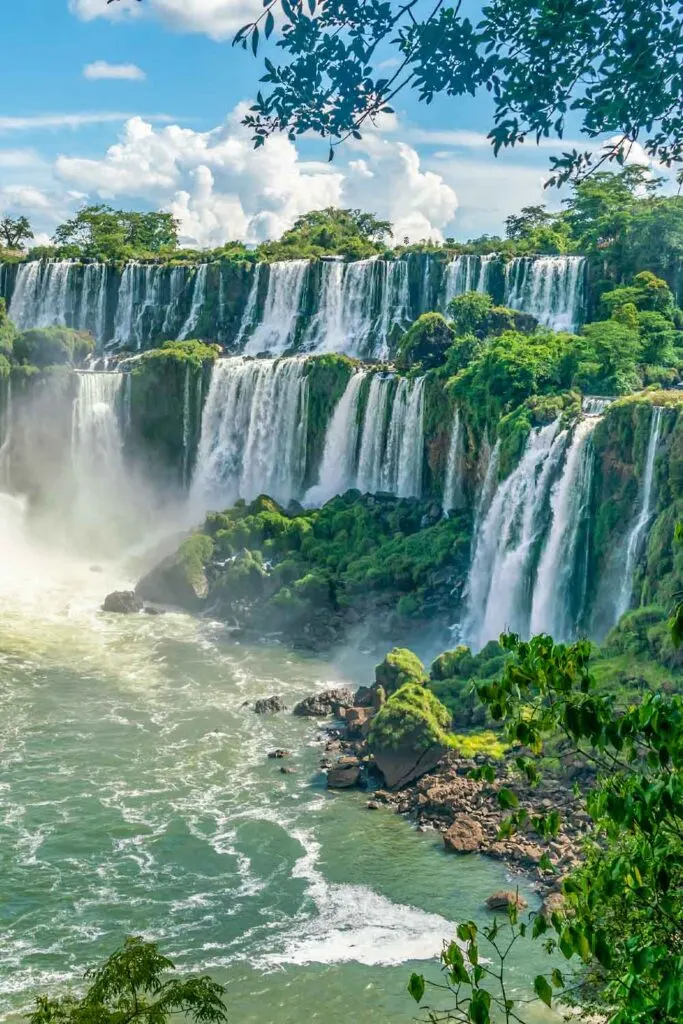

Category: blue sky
[0, 0, 661, 246]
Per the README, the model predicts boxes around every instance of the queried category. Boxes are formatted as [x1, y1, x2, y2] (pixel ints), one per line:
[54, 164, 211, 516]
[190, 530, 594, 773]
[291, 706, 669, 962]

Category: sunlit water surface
[0, 495, 559, 1022]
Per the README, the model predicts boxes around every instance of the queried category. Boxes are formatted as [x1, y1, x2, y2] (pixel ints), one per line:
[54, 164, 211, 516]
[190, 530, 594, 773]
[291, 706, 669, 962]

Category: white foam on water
[271, 830, 455, 967]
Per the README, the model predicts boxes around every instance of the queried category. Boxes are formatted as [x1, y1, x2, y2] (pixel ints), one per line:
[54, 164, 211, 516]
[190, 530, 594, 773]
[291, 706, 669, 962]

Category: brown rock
[485, 891, 528, 911]
[344, 707, 374, 739]
[327, 757, 362, 789]
[443, 817, 484, 854]
[541, 892, 566, 918]
[366, 800, 380, 810]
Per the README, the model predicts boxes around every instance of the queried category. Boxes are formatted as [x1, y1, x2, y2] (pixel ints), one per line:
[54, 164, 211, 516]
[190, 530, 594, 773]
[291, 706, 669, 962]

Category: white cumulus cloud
[84, 61, 146, 81]
[53, 107, 457, 246]
[70, 0, 260, 39]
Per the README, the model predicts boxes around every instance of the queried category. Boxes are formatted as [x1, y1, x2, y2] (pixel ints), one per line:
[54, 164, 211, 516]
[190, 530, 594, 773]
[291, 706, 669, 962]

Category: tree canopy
[29, 937, 228, 1024]
[258, 207, 393, 259]
[0, 215, 33, 250]
[53, 205, 179, 260]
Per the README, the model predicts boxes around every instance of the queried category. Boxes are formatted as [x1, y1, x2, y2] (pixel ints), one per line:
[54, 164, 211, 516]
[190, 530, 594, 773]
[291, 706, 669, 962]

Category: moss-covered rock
[136, 532, 214, 610]
[375, 647, 427, 693]
[367, 682, 452, 787]
[13, 326, 93, 368]
[126, 340, 219, 486]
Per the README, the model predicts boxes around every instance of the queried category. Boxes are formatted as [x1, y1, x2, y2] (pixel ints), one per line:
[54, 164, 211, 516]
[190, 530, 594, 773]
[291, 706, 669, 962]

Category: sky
[0, 0, 665, 247]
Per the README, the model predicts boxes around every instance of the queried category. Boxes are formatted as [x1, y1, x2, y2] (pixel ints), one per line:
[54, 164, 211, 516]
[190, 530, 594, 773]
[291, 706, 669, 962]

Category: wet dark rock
[366, 800, 381, 810]
[280, 766, 296, 774]
[102, 591, 143, 614]
[254, 695, 288, 714]
[293, 688, 355, 718]
[143, 605, 166, 616]
[267, 749, 291, 759]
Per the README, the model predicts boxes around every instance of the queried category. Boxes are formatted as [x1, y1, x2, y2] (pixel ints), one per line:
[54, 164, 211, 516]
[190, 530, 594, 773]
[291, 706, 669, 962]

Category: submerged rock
[254, 695, 288, 714]
[267, 749, 291, 759]
[293, 688, 354, 718]
[485, 891, 528, 912]
[102, 590, 143, 614]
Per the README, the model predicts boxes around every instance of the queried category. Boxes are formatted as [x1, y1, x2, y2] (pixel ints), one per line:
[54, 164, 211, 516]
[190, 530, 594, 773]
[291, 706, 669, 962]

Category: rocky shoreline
[261, 681, 591, 909]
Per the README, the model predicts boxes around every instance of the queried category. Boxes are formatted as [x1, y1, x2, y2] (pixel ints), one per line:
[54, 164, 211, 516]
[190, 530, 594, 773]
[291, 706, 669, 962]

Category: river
[0, 494, 559, 1023]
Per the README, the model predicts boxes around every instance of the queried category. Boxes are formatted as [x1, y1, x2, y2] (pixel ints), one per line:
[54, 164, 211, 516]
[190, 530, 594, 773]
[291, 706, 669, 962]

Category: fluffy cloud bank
[51, 107, 457, 246]
[70, 0, 261, 39]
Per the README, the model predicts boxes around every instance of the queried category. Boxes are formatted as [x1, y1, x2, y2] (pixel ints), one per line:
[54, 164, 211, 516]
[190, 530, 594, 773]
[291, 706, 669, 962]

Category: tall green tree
[0, 214, 33, 250]
[53, 205, 179, 259]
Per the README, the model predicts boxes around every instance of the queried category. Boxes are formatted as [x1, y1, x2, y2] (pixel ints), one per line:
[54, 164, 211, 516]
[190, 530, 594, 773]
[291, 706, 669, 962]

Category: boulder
[102, 590, 143, 614]
[375, 648, 427, 695]
[254, 695, 288, 714]
[485, 891, 528, 912]
[541, 891, 566, 918]
[293, 688, 355, 718]
[343, 706, 374, 738]
[443, 816, 484, 854]
[327, 756, 362, 788]
[136, 533, 213, 611]
[267, 749, 291, 759]
[372, 742, 447, 789]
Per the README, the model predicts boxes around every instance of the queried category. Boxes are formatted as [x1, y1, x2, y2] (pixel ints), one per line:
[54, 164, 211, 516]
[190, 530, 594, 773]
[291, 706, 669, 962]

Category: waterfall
[464, 420, 568, 649]
[113, 263, 138, 347]
[377, 260, 410, 358]
[355, 374, 424, 496]
[582, 395, 613, 416]
[306, 258, 377, 355]
[381, 379, 410, 493]
[181, 362, 192, 488]
[71, 372, 129, 547]
[614, 406, 664, 621]
[396, 377, 425, 498]
[443, 409, 464, 512]
[504, 256, 585, 331]
[305, 370, 367, 505]
[162, 266, 187, 337]
[355, 375, 392, 493]
[0, 376, 11, 491]
[529, 415, 600, 640]
[191, 357, 309, 509]
[235, 264, 262, 346]
[243, 260, 309, 355]
[179, 265, 208, 341]
[77, 263, 109, 343]
[9, 261, 75, 330]
[476, 253, 496, 293]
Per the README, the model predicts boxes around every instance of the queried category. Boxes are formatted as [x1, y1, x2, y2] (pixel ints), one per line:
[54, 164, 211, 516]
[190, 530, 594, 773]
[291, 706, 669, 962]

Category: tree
[53, 205, 179, 259]
[258, 207, 393, 259]
[396, 312, 455, 372]
[504, 206, 554, 241]
[111, 0, 683, 182]
[29, 938, 228, 1024]
[0, 215, 33, 250]
[410, 631, 683, 1023]
[226, 0, 683, 184]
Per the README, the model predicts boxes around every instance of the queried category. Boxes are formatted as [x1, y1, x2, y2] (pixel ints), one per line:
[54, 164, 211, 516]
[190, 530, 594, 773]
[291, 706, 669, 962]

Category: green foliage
[374, 647, 427, 694]
[469, 632, 683, 1023]
[53, 205, 179, 260]
[178, 534, 215, 594]
[0, 214, 33, 250]
[302, 354, 355, 481]
[28, 937, 227, 1024]
[13, 327, 94, 368]
[0, 297, 17, 357]
[368, 682, 452, 752]
[257, 208, 391, 260]
[447, 292, 495, 339]
[396, 313, 455, 373]
[164, 493, 472, 644]
[235, 0, 683, 188]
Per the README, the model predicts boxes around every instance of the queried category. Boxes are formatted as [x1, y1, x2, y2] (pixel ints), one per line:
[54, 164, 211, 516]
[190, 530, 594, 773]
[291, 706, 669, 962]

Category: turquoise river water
[0, 494, 560, 1023]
